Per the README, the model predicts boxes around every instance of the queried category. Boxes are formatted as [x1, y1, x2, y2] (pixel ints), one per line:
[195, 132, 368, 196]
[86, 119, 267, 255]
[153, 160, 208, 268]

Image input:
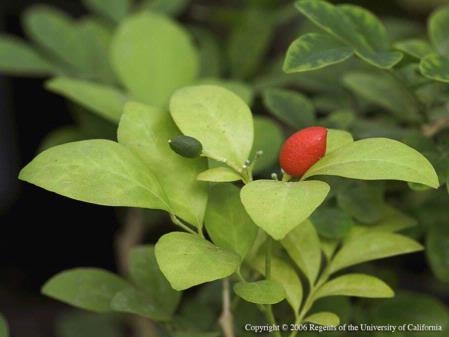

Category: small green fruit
[168, 135, 203, 158]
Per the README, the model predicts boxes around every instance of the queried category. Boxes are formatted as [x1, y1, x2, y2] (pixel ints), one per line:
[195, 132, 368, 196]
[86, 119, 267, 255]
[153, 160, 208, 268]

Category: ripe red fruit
[279, 126, 327, 177]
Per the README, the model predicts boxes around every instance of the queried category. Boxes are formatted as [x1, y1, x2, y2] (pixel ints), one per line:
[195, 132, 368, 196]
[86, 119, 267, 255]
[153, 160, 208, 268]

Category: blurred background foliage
[0, 0, 448, 336]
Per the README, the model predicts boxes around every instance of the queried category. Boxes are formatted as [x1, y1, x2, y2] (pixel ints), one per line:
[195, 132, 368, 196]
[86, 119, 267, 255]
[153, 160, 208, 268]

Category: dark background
[0, 1, 119, 335]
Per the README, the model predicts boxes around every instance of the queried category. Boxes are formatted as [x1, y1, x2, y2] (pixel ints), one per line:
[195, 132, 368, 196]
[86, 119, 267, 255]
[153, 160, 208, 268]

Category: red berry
[279, 126, 327, 177]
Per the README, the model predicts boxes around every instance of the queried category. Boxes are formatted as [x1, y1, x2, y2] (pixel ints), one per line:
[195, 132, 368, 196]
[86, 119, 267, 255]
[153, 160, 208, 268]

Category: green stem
[169, 213, 196, 235]
[288, 267, 331, 337]
[263, 237, 281, 337]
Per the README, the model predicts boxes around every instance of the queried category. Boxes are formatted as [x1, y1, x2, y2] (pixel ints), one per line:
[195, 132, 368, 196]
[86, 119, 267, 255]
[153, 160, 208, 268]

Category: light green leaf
[155, 232, 240, 290]
[283, 33, 353, 73]
[42, 268, 129, 312]
[205, 184, 258, 259]
[304, 138, 439, 188]
[19, 140, 171, 211]
[311, 207, 354, 239]
[22, 5, 89, 73]
[170, 85, 254, 169]
[262, 88, 315, 129]
[46, 77, 127, 123]
[38, 126, 85, 152]
[420, 54, 449, 83]
[315, 274, 394, 299]
[320, 238, 339, 261]
[426, 224, 449, 283]
[343, 72, 421, 122]
[0, 314, 8, 337]
[127, 246, 180, 316]
[281, 220, 321, 285]
[228, 8, 275, 79]
[82, 0, 130, 22]
[118, 102, 207, 227]
[0, 34, 54, 75]
[251, 116, 284, 173]
[304, 312, 340, 326]
[197, 167, 241, 182]
[326, 129, 353, 154]
[241, 180, 330, 240]
[330, 232, 423, 273]
[429, 7, 449, 56]
[252, 256, 303, 313]
[111, 12, 198, 108]
[394, 39, 433, 59]
[196, 79, 254, 105]
[77, 18, 116, 83]
[233, 280, 286, 305]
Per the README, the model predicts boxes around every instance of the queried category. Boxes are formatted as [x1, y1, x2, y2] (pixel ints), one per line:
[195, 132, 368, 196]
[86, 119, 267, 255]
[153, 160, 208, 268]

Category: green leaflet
[155, 232, 240, 290]
[420, 54, 449, 83]
[326, 129, 354, 154]
[233, 280, 286, 305]
[371, 292, 449, 337]
[304, 312, 340, 327]
[295, 0, 402, 68]
[251, 116, 284, 173]
[227, 8, 276, 79]
[82, 0, 130, 23]
[330, 232, 423, 273]
[55, 312, 122, 337]
[394, 39, 433, 59]
[252, 255, 303, 313]
[283, 33, 353, 73]
[426, 224, 449, 283]
[262, 88, 315, 129]
[42, 268, 129, 312]
[22, 5, 90, 73]
[0, 314, 8, 337]
[170, 85, 254, 169]
[428, 7, 449, 56]
[111, 246, 180, 320]
[205, 184, 258, 259]
[281, 220, 321, 285]
[190, 28, 222, 78]
[343, 71, 422, 123]
[311, 207, 354, 239]
[111, 12, 198, 108]
[0, 34, 54, 75]
[241, 180, 330, 240]
[19, 140, 171, 211]
[46, 77, 128, 123]
[77, 18, 117, 84]
[303, 138, 439, 188]
[118, 102, 208, 227]
[315, 274, 394, 299]
[197, 167, 242, 182]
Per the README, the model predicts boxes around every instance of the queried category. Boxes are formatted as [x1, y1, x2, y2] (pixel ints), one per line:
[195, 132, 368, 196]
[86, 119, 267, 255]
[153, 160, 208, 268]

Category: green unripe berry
[168, 135, 203, 158]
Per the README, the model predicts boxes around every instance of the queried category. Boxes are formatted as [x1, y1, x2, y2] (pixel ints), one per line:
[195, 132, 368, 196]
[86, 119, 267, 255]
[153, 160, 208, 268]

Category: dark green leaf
[42, 268, 128, 312]
[394, 39, 433, 59]
[262, 88, 315, 129]
[426, 224, 449, 282]
[428, 6, 449, 55]
[0, 34, 54, 76]
[311, 207, 354, 239]
[55, 311, 122, 337]
[205, 184, 258, 259]
[191, 28, 222, 78]
[82, 0, 130, 22]
[283, 33, 353, 73]
[38, 126, 85, 152]
[420, 54, 449, 83]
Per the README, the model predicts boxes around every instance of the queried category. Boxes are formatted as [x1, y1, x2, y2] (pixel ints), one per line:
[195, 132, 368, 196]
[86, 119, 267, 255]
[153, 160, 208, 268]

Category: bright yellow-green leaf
[304, 138, 439, 188]
[233, 280, 286, 305]
[304, 312, 340, 327]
